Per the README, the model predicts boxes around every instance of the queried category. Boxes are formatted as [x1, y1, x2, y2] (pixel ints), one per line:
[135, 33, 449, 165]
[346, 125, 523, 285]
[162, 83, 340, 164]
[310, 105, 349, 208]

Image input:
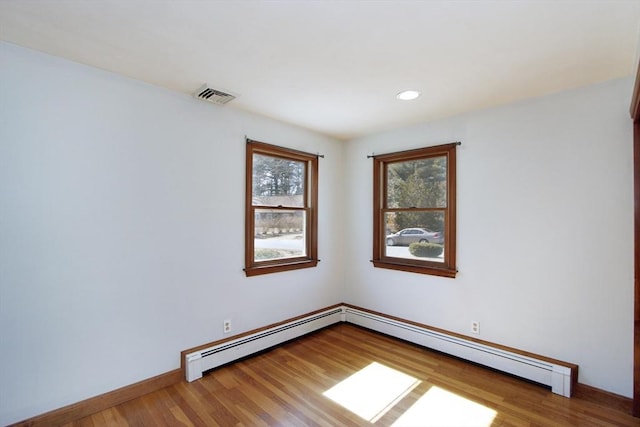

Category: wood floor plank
[236, 359, 361, 426]
[72, 324, 637, 426]
[100, 407, 129, 426]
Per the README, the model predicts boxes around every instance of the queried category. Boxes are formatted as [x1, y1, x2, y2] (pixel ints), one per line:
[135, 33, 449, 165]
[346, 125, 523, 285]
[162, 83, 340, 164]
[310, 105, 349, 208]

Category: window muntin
[373, 143, 457, 277]
[245, 140, 318, 276]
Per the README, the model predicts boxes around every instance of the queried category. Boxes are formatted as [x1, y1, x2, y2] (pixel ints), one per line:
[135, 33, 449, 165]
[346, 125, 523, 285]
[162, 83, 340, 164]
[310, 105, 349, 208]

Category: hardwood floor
[65, 324, 636, 426]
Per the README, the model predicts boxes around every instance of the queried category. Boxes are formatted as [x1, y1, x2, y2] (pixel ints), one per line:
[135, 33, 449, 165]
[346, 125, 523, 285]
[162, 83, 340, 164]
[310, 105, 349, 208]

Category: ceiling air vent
[193, 85, 237, 105]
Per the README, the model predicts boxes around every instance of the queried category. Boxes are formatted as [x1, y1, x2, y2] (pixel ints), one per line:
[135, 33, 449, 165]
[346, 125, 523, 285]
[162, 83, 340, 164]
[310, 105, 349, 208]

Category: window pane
[252, 154, 305, 207]
[384, 211, 444, 263]
[386, 156, 447, 208]
[254, 209, 306, 261]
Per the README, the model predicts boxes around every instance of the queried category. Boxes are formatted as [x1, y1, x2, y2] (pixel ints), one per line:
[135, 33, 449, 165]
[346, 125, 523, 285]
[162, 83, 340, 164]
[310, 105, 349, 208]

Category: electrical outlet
[223, 319, 232, 334]
[471, 320, 480, 334]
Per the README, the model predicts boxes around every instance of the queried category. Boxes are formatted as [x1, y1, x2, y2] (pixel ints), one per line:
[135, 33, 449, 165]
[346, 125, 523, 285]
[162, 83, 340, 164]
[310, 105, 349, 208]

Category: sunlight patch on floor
[391, 386, 497, 427]
[323, 362, 421, 422]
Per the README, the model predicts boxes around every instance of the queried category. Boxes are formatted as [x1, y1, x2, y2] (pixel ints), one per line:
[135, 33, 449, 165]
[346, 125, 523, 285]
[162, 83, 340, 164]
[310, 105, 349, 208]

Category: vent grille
[193, 85, 236, 105]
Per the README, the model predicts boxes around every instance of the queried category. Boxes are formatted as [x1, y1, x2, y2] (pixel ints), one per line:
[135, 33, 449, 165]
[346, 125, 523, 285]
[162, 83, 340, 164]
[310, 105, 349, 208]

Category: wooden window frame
[630, 61, 640, 417]
[244, 140, 318, 277]
[372, 143, 457, 278]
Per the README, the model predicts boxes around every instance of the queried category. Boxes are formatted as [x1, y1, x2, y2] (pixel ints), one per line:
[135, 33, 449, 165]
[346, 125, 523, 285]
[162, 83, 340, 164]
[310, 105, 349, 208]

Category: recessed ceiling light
[396, 90, 420, 101]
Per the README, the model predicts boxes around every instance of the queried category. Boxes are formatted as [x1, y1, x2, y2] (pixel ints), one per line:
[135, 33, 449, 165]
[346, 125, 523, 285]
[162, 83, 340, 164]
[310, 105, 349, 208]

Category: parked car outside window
[386, 228, 443, 246]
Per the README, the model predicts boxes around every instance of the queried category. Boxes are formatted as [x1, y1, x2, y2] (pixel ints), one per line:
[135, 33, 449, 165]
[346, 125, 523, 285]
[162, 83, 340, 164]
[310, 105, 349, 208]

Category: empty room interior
[2, 1, 640, 425]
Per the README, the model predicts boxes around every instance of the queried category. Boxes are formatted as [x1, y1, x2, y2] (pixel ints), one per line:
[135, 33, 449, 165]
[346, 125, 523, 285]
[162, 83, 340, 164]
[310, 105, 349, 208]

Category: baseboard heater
[184, 306, 344, 382]
[184, 304, 576, 397]
[342, 306, 576, 398]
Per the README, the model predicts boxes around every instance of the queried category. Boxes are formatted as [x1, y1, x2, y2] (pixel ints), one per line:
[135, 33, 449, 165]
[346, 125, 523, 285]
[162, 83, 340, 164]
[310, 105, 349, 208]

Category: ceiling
[1, 1, 640, 141]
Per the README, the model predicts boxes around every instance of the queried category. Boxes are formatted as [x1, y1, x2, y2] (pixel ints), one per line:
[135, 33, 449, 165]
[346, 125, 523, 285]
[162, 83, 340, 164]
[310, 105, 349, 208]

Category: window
[372, 143, 457, 277]
[245, 139, 318, 276]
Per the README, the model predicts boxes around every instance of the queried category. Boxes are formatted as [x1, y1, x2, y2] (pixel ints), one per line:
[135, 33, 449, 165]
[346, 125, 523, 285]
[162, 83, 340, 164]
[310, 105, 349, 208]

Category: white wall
[343, 77, 635, 397]
[0, 42, 345, 425]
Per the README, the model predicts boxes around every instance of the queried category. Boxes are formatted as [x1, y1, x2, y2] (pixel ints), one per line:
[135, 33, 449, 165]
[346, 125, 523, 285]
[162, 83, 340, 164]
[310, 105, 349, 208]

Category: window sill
[372, 259, 457, 278]
[244, 259, 319, 277]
